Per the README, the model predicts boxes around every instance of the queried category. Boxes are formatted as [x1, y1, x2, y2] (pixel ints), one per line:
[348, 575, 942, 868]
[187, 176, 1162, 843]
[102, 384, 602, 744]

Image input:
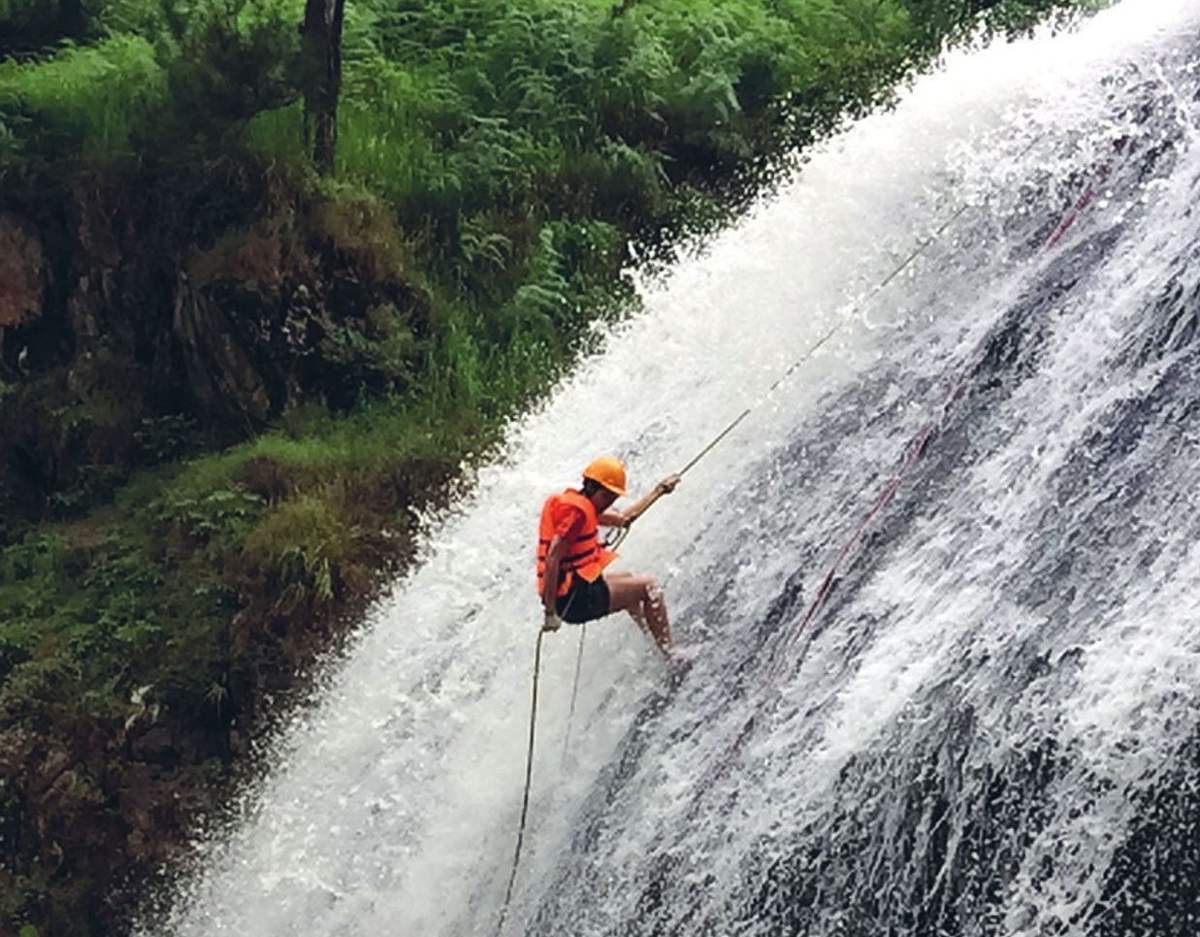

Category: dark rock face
[171, 273, 274, 428]
[0, 709, 231, 936]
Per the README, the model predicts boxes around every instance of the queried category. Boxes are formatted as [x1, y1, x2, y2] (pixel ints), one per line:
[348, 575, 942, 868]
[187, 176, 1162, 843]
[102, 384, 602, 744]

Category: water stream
[149, 3, 1200, 934]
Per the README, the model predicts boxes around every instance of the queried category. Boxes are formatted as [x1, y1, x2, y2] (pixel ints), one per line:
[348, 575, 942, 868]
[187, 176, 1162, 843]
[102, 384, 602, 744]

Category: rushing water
[148, 3, 1200, 935]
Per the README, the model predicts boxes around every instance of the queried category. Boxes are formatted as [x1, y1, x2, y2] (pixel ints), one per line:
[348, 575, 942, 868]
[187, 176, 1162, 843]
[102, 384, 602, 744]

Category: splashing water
[148, 3, 1200, 935]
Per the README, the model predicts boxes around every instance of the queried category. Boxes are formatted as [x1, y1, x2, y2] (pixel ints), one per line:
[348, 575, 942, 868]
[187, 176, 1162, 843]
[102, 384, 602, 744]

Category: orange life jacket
[536, 489, 617, 597]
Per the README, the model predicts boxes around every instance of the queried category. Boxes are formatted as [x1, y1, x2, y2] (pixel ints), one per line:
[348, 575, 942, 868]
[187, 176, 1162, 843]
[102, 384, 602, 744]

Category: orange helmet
[582, 455, 627, 496]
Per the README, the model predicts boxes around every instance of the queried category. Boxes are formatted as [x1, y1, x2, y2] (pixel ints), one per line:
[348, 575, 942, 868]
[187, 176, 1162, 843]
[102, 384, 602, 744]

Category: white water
[150, 3, 1200, 935]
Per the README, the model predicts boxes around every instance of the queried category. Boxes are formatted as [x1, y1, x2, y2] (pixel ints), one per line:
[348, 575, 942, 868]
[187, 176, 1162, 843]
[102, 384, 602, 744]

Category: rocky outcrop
[172, 272, 273, 428]
[0, 158, 430, 538]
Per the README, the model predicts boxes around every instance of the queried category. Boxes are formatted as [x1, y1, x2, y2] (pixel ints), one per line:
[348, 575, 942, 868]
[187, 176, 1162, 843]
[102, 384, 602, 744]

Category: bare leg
[605, 571, 647, 631]
[644, 581, 670, 653]
[605, 574, 671, 655]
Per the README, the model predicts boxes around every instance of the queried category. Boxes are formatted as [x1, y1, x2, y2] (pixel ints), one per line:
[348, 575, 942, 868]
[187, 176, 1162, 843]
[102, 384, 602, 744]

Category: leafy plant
[150, 487, 266, 546]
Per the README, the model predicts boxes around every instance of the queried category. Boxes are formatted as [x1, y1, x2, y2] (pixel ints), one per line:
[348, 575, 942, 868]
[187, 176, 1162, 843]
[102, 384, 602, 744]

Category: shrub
[161, 0, 303, 141]
[242, 492, 362, 611]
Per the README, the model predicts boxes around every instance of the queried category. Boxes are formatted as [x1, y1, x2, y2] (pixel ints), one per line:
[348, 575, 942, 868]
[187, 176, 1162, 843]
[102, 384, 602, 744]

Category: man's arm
[600, 473, 681, 528]
[542, 535, 567, 613]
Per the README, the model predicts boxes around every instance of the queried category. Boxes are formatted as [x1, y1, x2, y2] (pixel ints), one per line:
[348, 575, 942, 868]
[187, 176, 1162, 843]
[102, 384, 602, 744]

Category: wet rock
[66, 272, 111, 347]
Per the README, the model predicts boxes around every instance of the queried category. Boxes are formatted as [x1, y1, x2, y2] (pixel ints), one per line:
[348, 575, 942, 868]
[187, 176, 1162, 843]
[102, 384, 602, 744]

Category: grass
[0, 308, 562, 712]
[0, 33, 166, 161]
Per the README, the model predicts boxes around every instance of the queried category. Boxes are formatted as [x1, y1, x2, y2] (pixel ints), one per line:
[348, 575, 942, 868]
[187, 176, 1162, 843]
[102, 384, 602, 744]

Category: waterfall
[148, 2, 1200, 935]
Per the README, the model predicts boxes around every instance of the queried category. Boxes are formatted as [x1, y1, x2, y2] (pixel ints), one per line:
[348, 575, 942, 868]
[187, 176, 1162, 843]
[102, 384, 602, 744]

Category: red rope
[768, 137, 1130, 676]
[1042, 137, 1127, 250]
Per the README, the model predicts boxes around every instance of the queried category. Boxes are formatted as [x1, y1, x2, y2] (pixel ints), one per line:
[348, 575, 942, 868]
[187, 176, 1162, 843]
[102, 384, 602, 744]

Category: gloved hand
[542, 610, 562, 633]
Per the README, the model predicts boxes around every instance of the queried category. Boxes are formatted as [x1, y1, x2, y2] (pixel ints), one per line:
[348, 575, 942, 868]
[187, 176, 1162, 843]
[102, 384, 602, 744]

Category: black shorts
[556, 575, 611, 624]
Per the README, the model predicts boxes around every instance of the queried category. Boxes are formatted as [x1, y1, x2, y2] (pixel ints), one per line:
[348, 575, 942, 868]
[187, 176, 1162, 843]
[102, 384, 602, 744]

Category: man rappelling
[537, 456, 680, 655]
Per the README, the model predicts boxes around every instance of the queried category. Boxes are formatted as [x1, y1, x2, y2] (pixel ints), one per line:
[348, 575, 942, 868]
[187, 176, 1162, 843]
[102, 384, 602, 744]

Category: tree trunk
[301, 0, 347, 176]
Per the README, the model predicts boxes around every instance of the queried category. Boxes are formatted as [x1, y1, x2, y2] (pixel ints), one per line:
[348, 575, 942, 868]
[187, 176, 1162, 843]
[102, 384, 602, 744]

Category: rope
[673, 139, 1050, 485]
[561, 525, 628, 764]
[766, 140, 1127, 677]
[561, 625, 587, 765]
[496, 629, 546, 937]
[676, 201, 973, 481]
[766, 383, 962, 679]
[1042, 137, 1126, 250]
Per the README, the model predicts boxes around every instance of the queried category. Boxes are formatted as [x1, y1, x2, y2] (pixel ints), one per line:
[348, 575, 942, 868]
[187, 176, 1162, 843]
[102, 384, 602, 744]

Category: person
[537, 456, 680, 654]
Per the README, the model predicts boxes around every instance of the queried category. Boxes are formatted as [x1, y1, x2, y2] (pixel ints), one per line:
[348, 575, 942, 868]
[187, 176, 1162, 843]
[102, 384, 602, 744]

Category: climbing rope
[560, 526, 632, 766]
[676, 202, 973, 481]
[561, 623, 587, 766]
[496, 628, 546, 937]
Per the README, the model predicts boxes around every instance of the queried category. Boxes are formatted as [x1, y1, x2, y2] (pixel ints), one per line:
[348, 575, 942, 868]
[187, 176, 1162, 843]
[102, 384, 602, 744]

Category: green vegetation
[0, 0, 1101, 933]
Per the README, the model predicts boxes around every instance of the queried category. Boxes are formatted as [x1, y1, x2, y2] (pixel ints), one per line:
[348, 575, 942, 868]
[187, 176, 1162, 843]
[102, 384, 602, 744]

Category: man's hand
[657, 473, 682, 494]
[543, 610, 562, 633]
